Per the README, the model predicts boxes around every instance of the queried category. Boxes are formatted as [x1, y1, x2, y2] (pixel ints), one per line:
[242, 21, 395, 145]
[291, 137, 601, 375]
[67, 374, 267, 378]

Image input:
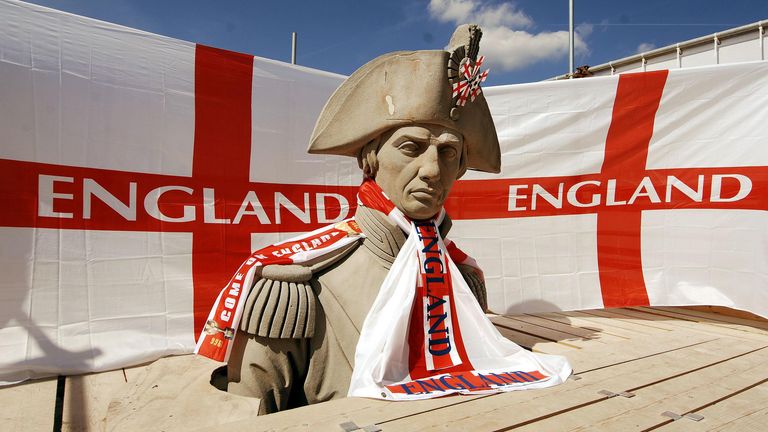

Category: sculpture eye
[440, 146, 458, 160]
[397, 141, 419, 155]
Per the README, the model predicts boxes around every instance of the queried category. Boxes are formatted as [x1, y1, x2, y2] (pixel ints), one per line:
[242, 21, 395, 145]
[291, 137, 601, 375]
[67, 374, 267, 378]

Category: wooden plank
[593, 307, 766, 342]
[492, 322, 549, 348]
[639, 306, 768, 334]
[492, 323, 577, 355]
[0, 376, 58, 432]
[218, 333, 748, 431]
[514, 347, 768, 431]
[513, 314, 627, 343]
[657, 382, 768, 431]
[105, 355, 261, 431]
[533, 312, 647, 339]
[556, 310, 671, 335]
[683, 305, 768, 323]
[709, 407, 768, 432]
[581, 308, 683, 332]
[564, 330, 714, 374]
[491, 315, 599, 349]
[608, 308, 768, 342]
[62, 368, 129, 431]
[661, 306, 768, 327]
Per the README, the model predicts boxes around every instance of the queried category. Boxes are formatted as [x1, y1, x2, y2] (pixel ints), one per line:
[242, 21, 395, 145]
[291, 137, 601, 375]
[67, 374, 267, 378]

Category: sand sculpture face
[373, 124, 464, 220]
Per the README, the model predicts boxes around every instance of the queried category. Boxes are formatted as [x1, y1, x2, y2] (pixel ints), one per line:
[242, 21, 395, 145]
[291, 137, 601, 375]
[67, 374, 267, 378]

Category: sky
[20, 0, 768, 86]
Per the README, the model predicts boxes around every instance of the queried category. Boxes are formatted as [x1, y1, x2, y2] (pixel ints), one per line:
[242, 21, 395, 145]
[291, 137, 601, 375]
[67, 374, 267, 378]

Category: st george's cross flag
[0, 0, 353, 383]
[454, 66, 768, 318]
[1, 0, 767, 383]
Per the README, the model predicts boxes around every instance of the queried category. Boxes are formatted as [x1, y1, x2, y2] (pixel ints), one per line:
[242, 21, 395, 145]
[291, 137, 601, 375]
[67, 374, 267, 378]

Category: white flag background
[1, 0, 767, 384]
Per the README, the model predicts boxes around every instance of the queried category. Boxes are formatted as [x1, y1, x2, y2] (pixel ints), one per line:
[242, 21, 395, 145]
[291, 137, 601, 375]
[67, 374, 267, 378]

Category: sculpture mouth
[410, 187, 440, 200]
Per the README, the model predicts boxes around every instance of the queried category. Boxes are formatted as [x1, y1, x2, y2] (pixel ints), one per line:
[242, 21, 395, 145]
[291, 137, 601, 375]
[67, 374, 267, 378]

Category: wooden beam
[0, 376, 57, 431]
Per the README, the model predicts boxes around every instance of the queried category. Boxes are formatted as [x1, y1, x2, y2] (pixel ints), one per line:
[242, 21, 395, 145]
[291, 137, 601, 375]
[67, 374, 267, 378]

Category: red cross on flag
[1, 1, 767, 384]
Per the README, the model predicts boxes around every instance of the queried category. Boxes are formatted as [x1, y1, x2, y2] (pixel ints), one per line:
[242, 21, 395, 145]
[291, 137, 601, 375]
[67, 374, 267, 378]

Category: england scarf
[197, 179, 572, 400]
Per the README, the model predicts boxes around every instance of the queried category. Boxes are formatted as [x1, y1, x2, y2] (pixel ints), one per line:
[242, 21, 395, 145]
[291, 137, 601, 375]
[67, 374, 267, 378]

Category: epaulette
[238, 241, 360, 339]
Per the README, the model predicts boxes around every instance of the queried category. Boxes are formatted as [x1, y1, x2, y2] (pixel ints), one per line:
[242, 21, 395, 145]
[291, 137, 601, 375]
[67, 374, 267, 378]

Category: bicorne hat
[307, 24, 501, 173]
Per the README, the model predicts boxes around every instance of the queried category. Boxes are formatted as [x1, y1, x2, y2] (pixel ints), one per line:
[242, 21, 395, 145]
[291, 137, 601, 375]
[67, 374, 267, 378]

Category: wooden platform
[3, 307, 768, 431]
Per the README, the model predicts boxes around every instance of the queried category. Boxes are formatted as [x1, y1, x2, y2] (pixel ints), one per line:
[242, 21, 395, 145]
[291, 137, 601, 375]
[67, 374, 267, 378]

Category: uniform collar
[355, 205, 452, 268]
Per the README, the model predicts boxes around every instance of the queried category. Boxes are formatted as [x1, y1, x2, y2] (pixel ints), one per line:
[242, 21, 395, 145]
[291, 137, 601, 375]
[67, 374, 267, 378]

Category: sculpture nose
[417, 145, 441, 182]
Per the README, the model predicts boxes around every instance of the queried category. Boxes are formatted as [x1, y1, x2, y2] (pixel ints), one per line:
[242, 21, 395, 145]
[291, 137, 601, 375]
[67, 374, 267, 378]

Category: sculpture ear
[358, 136, 381, 178]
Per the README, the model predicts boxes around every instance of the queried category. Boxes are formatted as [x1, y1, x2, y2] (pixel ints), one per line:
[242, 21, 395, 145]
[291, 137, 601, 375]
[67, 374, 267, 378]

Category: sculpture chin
[399, 195, 443, 220]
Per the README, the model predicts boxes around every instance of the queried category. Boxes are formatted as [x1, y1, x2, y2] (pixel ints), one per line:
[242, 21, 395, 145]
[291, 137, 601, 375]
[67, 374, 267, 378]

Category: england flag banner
[1, 0, 767, 384]
[0, 0, 352, 384]
[453, 65, 768, 317]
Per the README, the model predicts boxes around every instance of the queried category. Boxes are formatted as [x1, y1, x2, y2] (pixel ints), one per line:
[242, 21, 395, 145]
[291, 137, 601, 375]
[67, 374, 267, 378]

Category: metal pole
[568, 0, 574, 78]
[291, 32, 297, 65]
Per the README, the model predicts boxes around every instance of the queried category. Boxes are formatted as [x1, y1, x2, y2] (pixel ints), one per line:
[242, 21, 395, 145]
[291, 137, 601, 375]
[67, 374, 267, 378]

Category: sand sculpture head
[308, 24, 501, 219]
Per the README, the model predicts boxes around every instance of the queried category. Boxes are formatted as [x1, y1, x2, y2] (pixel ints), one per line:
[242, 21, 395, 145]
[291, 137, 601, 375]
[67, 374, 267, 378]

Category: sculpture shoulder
[238, 240, 361, 339]
[456, 263, 488, 312]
